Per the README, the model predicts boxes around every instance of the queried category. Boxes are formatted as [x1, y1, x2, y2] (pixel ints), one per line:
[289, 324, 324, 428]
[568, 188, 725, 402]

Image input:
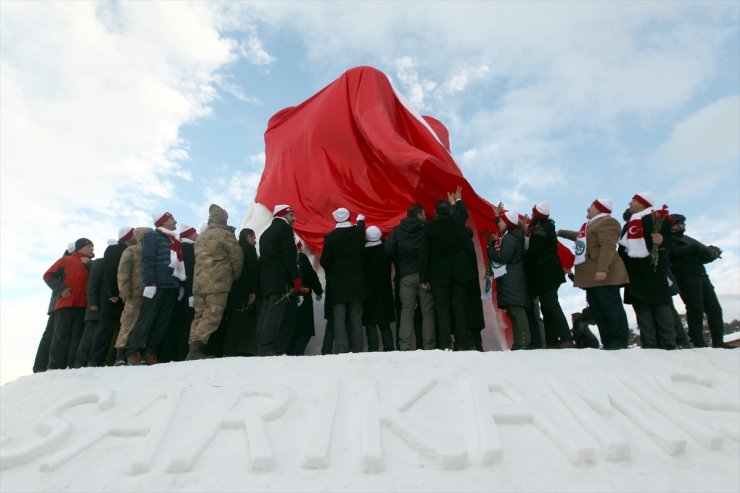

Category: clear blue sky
[1, 1, 738, 383]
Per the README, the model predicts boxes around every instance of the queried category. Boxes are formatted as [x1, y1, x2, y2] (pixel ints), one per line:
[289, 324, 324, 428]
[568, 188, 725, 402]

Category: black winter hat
[670, 214, 686, 225]
[74, 238, 93, 251]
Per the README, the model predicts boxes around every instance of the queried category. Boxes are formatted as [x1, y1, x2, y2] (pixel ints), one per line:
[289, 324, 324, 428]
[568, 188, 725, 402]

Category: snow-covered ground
[1, 348, 738, 493]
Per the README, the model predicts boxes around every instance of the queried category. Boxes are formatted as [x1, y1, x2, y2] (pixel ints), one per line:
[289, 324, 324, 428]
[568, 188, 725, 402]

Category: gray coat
[487, 228, 529, 309]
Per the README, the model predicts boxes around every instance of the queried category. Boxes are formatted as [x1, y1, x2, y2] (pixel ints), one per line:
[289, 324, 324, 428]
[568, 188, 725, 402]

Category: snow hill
[1, 349, 738, 492]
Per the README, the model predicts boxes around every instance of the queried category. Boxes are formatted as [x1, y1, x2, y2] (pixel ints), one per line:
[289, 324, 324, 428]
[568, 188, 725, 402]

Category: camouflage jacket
[193, 223, 243, 295]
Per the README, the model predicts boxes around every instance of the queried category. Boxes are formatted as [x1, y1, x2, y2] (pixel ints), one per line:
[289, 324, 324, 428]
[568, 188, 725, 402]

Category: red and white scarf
[491, 231, 508, 279]
[157, 227, 187, 281]
[618, 208, 652, 258]
[573, 213, 610, 265]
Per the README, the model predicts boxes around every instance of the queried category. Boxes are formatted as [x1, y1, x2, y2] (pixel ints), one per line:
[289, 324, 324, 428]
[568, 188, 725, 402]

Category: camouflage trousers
[189, 292, 229, 344]
[115, 296, 142, 349]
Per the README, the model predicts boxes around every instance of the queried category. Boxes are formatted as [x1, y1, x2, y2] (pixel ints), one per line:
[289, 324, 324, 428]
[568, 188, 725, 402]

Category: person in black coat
[256, 205, 301, 356]
[385, 204, 435, 350]
[320, 207, 367, 353]
[618, 192, 676, 349]
[488, 209, 531, 350]
[524, 202, 573, 348]
[287, 242, 324, 355]
[220, 228, 261, 356]
[668, 214, 726, 348]
[419, 187, 475, 351]
[362, 226, 396, 351]
[87, 227, 136, 366]
[462, 227, 485, 351]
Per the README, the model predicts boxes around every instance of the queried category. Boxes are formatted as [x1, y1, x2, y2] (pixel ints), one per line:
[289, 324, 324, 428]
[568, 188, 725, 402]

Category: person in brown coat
[558, 198, 630, 349]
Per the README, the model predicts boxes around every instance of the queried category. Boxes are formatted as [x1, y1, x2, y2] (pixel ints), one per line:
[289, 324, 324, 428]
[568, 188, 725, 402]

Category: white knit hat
[152, 211, 173, 227]
[179, 223, 197, 238]
[593, 198, 613, 213]
[633, 192, 655, 208]
[502, 210, 520, 228]
[118, 227, 134, 241]
[332, 207, 350, 223]
[365, 226, 382, 242]
[533, 201, 550, 218]
[273, 204, 293, 217]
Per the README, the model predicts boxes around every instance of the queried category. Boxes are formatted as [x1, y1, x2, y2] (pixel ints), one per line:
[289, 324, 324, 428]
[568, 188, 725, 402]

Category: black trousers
[586, 286, 629, 349]
[365, 323, 394, 352]
[48, 307, 85, 369]
[256, 294, 296, 356]
[431, 281, 472, 350]
[538, 288, 573, 346]
[75, 319, 99, 368]
[33, 313, 55, 373]
[677, 276, 724, 347]
[632, 301, 676, 349]
[128, 288, 177, 355]
[88, 298, 124, 364]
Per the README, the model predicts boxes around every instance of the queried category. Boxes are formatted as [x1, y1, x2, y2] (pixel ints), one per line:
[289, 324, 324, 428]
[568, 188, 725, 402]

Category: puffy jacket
[43, 251, 91, 309]
[487, 228, 529, 308]
[140, 229, 180, 288]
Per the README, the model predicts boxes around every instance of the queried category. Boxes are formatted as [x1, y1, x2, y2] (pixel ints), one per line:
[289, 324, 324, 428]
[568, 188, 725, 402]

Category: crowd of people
[34, 189, 730, 371]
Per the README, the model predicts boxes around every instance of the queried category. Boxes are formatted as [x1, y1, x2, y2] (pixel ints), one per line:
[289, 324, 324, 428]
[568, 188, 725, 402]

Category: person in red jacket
[43, 238, 95, 369]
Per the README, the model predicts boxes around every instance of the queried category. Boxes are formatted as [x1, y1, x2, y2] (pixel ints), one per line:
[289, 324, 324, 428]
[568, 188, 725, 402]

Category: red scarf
[157, 227, 186, 280]
[618, 209, 651, 258]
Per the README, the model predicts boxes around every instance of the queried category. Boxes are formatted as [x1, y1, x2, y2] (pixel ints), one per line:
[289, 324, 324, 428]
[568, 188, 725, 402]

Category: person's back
[114, 227, 151, 364]
[187, 204, 243, 359]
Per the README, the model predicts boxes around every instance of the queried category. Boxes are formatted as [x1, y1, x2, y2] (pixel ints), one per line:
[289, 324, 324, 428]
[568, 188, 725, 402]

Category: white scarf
[618, 208, 652, 258]
[573, 213, 610, 266]
[157, 227, 187, 281]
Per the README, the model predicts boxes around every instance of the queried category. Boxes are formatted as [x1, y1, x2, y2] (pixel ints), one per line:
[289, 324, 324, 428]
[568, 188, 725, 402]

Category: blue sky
[1, 1, 738, 383]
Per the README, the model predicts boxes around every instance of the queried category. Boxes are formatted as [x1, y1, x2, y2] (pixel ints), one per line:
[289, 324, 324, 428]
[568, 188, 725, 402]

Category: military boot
[186, 341, 206, 361]
[113, 349, 127, 366]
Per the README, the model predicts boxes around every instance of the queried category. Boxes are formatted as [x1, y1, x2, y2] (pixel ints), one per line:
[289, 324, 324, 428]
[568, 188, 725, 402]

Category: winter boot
[186, 341, 206, 361]
[113, 349, 127, 366]
[144, 349, 159, 366]
[127, 351, 144, 366]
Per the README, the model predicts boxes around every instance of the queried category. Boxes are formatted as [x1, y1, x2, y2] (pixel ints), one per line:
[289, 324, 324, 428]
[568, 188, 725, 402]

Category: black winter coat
[362, 243, 396, 326]
[488, 228, 529, 308]
[259, 218, 299, 297]
[181, 241, 195, 298]
[462, 230, 485, 330]
[85, 258, 105, 322]
[228, 241, 259, 309]
[619, 215, 673, 305]
[296, 252, 323, 337]
[419, 201, 474, 286]
[669, 233, 719, 278]
[384, 216, 424, 279]
[320, 221, 367, 305]
[103, 242, 128, 298]
[524, 219, 565, 297]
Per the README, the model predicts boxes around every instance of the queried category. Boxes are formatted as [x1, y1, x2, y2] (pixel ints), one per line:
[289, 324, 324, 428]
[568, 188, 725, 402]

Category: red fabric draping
[256, 65, 499, 254]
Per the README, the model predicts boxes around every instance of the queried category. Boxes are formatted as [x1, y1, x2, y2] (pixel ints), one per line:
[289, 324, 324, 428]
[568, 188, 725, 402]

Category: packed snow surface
[1, 349, 738, 492]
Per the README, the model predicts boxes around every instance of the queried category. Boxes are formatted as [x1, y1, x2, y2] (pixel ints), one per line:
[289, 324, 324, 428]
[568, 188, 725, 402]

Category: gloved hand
[292, 277, 302, 293]
[315, 293, 322, 301]
[143, 286, 157, 299]
[178, 287, 185, 302]
[356, 214, 365, 222]
[188, 296, 194, 308]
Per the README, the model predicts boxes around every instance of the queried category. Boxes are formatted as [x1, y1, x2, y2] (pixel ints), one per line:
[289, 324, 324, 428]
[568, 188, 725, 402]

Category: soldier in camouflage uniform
[186, 204, 243, 360]
[114, 227, 152, 365]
